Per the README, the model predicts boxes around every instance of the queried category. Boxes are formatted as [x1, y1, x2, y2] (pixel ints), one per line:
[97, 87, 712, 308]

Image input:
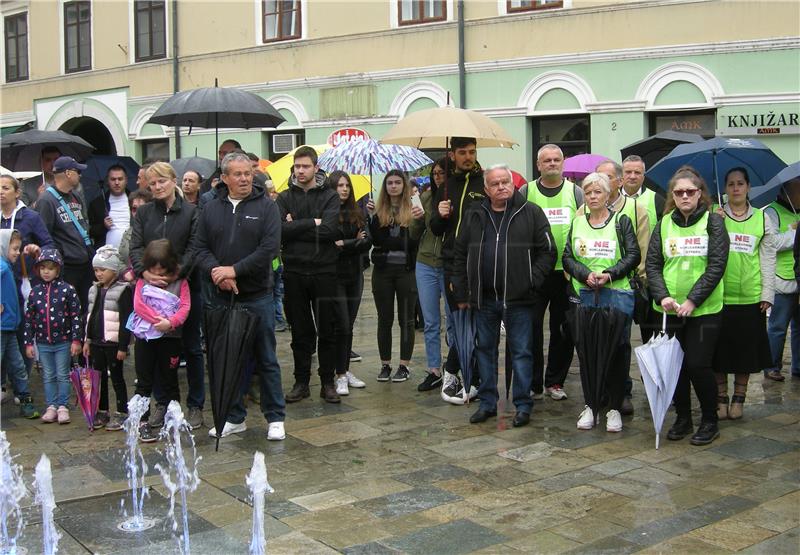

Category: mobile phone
[410, 194, 424, 213]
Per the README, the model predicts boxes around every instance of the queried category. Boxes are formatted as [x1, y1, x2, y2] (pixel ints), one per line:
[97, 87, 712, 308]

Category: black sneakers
[349, 350, 362, 362]
[690, 420, 720, 445]
[667, 416, 693, 441]
[417, 372, 442, 392]
[392, 365, 411, 382]
[377, 365, 392, 382]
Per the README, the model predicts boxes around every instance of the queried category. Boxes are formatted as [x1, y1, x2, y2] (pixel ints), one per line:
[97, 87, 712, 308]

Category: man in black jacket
[195, 152, 286, 441]
[275, 146, 342, 404]
[453, 165, 555, 427]
[87, 165, 130, 248]
[428, 137, 485, 404]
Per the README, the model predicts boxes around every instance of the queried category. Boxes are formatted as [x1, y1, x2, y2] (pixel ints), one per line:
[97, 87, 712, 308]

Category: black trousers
[134, 336, 181, 416]
[665, 312, 721, 422]
[371, 264, 417, 362]
[62, 261, 92, 315]
[532, 270, 575, 391]
[334, 273, 364, 375]
[284, 271, 338, 385]
[90, 344, 128, 413]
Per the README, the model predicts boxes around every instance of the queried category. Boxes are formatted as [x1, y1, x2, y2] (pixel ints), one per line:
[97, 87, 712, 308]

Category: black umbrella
[204, 295, 259, 451]
[452, 308, 476, 404]
[620, 131, 703, 169]
[147, 82, 285, 154]
[79, 155, 140, 204]
[567, 293, 628, 423]
[1, 129, 94, 171]
[170, 156, 216, 182]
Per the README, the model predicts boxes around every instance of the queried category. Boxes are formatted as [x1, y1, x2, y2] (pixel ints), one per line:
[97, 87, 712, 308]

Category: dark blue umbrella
[646, 137, 787, 201]
[750, 161, 800, 208]
[452, 308, 476, 403]
[80, 155, 139, 204]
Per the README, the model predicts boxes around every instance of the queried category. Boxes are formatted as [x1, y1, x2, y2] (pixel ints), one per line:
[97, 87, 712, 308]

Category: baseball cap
[53, 156, 87, 173]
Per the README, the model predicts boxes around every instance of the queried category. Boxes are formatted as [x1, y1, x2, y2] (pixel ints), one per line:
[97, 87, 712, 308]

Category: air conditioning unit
[273, 133, 298, 154]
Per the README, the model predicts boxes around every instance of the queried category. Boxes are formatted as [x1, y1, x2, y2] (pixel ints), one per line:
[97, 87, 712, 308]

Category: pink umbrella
[562, 154, 610, 182]
[70, 359, 101, 431]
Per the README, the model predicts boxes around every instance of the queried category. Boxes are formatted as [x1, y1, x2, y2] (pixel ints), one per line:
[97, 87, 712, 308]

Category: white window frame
[254, 0, 307, 46]
[59, 0, 94, 75]
[390, 0, 454, 29]
[128, 0, 170, 65]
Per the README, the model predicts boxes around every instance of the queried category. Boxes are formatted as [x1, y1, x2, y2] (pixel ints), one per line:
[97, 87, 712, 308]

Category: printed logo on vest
[545, 207, 571, 225]
[728, 232, 756, 255]
[665, 235, 708, 257]
[575, 238, 616, 259]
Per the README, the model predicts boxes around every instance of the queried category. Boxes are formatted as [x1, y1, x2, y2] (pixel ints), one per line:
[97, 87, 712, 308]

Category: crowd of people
[0, 138, 798, 448]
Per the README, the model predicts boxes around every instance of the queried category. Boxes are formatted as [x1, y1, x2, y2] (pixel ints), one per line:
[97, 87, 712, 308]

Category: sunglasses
[673, 188, 699, 198]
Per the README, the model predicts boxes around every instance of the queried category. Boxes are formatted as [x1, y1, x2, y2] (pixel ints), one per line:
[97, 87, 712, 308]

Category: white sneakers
[336, 375, 349, 396]
[336, 371, 366, 396]
[267, 422, 285, 441]
[545, 385, 568, 400]
[208, 421, 247, 438]
[577, 406, 595, 429]
[346, 371, 366, 388]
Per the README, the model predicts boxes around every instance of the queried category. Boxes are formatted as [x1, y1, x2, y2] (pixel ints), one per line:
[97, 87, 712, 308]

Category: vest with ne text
[768, 202, 800, 280]
[655, 211, 723, 317]
[721, 208, 765, 305]
[527, 179, 577, 270]
[569, 213, 630, 294]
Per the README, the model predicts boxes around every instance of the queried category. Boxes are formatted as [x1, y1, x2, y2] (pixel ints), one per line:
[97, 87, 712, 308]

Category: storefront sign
[718, 110, 799, 137]
[327, 128, 370, 147]
[652, 113, 715, 136]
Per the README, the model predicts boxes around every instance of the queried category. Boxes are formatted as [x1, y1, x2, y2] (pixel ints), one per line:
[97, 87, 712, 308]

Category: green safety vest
[527, 179, 577, 270]
[569, 212, 630, 294]
[654, 211, 723, 317]
[721, 208, 765, 305]
[637, 188, 659, 233]
[768, 202, 800, 280]
[612, 196, 638, 235]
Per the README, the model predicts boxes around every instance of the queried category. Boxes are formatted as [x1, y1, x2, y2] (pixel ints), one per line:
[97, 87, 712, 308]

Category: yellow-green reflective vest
[721, 208, 765, 305]
[637, 188, 659, 233]
[654, 211, 723, 317]
[569, 213, 630, 294]
[768, 202, 800, 280]
[527, 179, 577, 271]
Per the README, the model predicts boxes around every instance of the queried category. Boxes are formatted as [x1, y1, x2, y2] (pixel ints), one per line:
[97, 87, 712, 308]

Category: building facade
[1, 0, 798, 181]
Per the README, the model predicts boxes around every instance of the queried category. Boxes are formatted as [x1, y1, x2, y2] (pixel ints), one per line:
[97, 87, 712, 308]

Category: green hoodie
[415, 189, 445, 268]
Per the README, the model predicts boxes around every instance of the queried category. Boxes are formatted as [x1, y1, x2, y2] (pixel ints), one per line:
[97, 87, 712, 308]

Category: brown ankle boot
[717, 395, 729, 420]
[320, 383, 341, 404]
[729, 394, 745, 420]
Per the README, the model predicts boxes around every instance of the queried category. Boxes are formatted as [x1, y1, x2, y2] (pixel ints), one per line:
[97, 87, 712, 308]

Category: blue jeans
[209, 292, 285, 424]
[475, 299, 534, 414]
[274, 268, 286, 323]
[766, 292, 800, 375]
[38, 342, 72, 407]
[415, 261, 454, 370]
[1, 330, 29, 397]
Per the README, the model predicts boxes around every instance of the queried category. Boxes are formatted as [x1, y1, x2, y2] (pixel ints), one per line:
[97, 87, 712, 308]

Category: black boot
[667, 415, 693, 440]
[285, 382, 310, 403]
[690, 420, 720, 446]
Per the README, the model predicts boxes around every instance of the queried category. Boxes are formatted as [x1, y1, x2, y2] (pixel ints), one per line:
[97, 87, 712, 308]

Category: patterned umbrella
[70, 359, 101, 431]
[318, 139, 432, 175]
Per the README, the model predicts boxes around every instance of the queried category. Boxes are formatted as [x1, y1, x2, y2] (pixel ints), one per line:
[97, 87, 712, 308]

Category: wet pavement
[2, 273, 799, 554]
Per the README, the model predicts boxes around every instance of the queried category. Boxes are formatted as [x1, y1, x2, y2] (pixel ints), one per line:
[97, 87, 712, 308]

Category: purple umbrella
[70, 360, 101, 431]
[562, 154, 610, 182]
[126, 284, 181, 341]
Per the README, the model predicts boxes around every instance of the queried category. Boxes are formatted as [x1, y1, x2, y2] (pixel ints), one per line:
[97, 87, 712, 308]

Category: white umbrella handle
[661, 312, 667, 334]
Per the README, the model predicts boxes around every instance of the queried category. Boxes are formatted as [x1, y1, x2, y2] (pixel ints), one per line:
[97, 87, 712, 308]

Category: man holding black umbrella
[20, 146, 60, 208]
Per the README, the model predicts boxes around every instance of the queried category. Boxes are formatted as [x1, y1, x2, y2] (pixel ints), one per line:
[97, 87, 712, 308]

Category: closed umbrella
[620, 131, 704, 169]
[562, 154, 610, 182]
[70, 359, 101, 431]
[1, 129, 94, 171]
[749, 161, 800, 208]
[635, 313, 684, 449]
[452, 308, 477, 404]
[79, 155, 140, 204]
[204, 295, 259, 451]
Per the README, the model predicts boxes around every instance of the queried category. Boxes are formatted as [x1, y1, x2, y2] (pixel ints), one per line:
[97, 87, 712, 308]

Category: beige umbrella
[380, 106, 517, 149]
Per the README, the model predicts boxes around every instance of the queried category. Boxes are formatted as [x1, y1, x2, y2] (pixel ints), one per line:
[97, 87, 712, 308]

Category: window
[262, 1, 301, 43]
[507, 0, 563, 13]
[141, 139, 169, 163]
[134, 1, 166, 62]
[4, 12, 28, 82]
[531, 115, 590, 177]
[64, 1, 91, 73]
[398, 1, 446, 25]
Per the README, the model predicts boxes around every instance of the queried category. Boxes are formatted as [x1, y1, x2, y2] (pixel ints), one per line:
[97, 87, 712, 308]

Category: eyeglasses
[673, 188, 699, 198]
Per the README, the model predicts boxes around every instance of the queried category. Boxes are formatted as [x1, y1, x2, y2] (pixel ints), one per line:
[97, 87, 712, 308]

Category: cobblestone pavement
[2, 274, 798, 554]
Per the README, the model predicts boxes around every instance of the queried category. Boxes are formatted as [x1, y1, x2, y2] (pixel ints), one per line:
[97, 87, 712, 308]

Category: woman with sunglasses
[646, 166, 729, 446]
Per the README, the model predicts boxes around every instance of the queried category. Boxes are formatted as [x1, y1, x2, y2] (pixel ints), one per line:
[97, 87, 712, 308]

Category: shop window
[141, 139, 169, 163]
[64, 1, 91, 73]
[531, 115, 590, 176]
[134, 1, 166, 62]
[398, 0, 446, 25]
[507, 0, 563, 13]
[649, 110, 716, 139]
[4, 12, 28, 82]
[262, 0, 301, 43]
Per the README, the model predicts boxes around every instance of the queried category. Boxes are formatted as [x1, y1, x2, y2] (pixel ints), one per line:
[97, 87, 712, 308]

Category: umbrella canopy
[70, 361, 101, 431]
[170, 156, 216, 182]
[79, 155, 140, 204]
[1, 129, 94, 171]
[749, 161, 800, 208]
[645, 137, 787, 200]
[204, 299, 259, 450]
[268, 144, 371, 200]
[451, 308, 476, 403]
[567, 296, 628, 422]
[511, 170, 527, 189]
[380, 106, 517, 149]
[635, 314, 684, 449]
[562, 154, 610, 182]
[318, 139, 432, 175]
[620, 131, 704, 169]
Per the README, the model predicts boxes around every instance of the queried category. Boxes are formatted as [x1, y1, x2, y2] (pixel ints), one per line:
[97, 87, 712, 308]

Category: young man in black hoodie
[428, 137, 484, 405]
[276, 146, 342, 403]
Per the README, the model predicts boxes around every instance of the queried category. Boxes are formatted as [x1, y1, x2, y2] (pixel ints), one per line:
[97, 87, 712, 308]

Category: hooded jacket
[430, 164, 485, 266]
[23, 259, 83, 346]
[0, 201, 54, 282]
[275, 171, 339, 274]
[453, 191, 556, 308]
[0, 229, 21, 330]
[194, 181, 281, 300]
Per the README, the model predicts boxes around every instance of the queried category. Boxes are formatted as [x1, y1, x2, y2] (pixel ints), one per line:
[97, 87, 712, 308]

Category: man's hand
[70, 341, 82, 357]
[314, 218, 322, 226]
[142, 269, 169, 287]
[285, 213, 293, 222]
[411, 206, 424, 220]
[154, 318, 172, 333]
[116, 350, 127, 361]
[104, 216, 114, 229]
[438, 200, 452, 218]
[334, 240, 344, 247]
[23, 243, 40, 259]
[218, 278, 239, 294]
[211, 266, 236, 285]
[760, 301, 772, 313]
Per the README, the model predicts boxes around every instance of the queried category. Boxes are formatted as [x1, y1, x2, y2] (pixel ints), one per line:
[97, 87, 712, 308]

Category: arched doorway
[60, 116, 117, 155]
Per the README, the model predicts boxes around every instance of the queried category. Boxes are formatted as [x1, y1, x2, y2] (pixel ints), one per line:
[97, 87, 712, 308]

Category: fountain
[33, 455, 59, 555]
[156, 401, 200, 555]
[118, 394, 156, 532]
[0, 431, 27, 555]
[246, 452, 274, 555]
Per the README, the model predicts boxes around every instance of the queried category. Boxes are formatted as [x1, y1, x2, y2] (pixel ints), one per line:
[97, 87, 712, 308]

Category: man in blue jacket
[194, 152, 286, 441]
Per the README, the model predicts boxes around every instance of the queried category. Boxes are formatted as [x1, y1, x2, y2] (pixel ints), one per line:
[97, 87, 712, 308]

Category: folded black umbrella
[204, 295, 259, 451]
[1, 129, 94, 171]
[452, 308, 476, 403]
